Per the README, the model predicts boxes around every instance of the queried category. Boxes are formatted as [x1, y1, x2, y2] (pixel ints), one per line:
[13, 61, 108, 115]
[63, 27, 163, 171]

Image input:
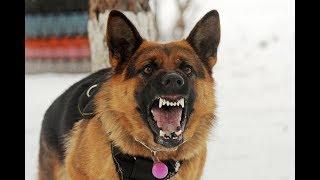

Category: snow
[25, 0, 295, 179]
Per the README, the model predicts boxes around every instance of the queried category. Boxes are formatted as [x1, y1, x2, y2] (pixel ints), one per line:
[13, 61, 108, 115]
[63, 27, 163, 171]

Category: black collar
[111, 145, 182, 180]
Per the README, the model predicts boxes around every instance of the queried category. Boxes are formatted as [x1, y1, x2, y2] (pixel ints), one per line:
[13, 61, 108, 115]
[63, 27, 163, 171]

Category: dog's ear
[186, 10, 220, 69]
[106, 10, 143, 70]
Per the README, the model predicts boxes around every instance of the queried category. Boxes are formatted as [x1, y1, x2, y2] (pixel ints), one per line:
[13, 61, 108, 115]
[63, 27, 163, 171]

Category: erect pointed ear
[186, 10, 220, 69]
[106, 10, 143, 70]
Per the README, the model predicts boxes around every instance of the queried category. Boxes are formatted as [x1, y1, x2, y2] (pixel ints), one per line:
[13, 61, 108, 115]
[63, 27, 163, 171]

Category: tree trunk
[88, 0, 158, 72]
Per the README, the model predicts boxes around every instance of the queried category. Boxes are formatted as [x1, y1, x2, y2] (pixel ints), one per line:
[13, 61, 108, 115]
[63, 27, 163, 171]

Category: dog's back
[38, 68, 111, 179]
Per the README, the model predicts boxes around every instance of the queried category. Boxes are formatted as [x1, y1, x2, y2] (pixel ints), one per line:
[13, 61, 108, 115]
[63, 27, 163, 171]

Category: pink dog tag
[152, 162, 168, 179]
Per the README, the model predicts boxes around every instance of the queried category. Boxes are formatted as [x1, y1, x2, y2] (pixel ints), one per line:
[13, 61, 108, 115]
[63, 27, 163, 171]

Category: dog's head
[97, 10, 220, 151]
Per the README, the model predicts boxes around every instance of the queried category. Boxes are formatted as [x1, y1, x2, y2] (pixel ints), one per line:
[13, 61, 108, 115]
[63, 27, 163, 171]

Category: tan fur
[62, 40, 216, 179]
[38, 135, 66, 180]
[64, 119, 119, 179]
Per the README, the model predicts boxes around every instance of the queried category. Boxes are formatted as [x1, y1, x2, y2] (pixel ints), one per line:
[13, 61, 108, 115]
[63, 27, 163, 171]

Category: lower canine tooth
[160, 130, 165, 137]
[175, 130, 182, 136]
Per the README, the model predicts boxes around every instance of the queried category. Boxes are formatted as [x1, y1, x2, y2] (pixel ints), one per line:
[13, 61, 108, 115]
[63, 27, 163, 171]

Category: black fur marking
[163, 46, 172, 55]
[40, 68, 112, 160]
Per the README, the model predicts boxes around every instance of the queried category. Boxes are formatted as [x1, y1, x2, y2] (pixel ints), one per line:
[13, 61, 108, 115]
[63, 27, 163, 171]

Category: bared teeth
[159, 129, 183, 139]
[158, 97, 185, 108]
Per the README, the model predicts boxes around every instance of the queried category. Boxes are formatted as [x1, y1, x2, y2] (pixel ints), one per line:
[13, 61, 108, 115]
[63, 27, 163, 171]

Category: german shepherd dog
[38, 10, 220, 180]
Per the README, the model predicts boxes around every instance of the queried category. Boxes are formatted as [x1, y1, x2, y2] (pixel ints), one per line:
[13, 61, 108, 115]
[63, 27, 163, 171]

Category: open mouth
[148, 96, 187, 148]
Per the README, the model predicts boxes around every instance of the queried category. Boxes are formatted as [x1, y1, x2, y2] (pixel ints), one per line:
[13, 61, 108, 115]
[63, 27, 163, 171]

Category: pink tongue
[152, 106, 182, 132]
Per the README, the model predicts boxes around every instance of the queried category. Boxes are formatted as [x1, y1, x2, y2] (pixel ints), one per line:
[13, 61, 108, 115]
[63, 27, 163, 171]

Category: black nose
[161, 72, 184, 90]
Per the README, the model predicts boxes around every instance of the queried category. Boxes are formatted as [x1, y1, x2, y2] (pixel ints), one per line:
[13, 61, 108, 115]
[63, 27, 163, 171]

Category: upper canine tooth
[159, 98, 163, 108]
[179, 99, 184, 108]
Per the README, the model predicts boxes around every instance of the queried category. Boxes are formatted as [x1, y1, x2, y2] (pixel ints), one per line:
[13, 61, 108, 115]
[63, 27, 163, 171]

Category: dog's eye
[143, 66, 153, 74]
[183, 66, 192, 74]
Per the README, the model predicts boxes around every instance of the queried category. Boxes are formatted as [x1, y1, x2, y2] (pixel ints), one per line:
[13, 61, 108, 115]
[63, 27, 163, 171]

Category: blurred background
[25, 0, 295, 179]
[25, 0, 90, 73]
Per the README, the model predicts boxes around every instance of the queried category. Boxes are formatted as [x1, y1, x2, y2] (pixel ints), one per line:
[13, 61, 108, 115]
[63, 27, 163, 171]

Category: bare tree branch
[173, 0, 192, 40]
[152, 0, 160, 41]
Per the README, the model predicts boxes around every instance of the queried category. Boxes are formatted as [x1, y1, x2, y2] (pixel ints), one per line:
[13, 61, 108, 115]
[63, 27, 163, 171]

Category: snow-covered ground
[25, 0, 295, 179]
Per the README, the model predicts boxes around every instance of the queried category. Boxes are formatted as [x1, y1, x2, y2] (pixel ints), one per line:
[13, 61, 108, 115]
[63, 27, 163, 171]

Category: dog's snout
[161, 73, 184, 90]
